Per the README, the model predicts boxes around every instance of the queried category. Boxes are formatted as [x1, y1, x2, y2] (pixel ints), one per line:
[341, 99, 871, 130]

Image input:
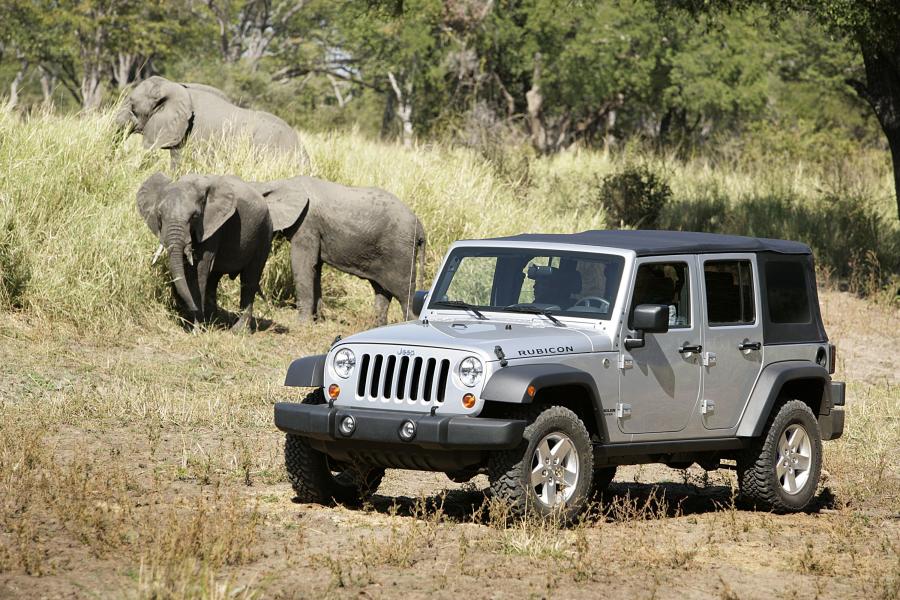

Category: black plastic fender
[284, 354, 327, 388]
[736, 361, 831, 438]
[481, 364, 605, 432]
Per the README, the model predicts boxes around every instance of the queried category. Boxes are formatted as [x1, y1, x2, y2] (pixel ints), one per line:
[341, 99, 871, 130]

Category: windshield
[429, 247, 625, 320]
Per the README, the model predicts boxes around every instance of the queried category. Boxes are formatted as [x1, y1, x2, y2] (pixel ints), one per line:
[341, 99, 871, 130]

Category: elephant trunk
[165, 224, 198, 319]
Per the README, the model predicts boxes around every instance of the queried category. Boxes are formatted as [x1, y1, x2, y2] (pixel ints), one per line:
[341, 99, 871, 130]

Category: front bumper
[274, 402, 526, 450]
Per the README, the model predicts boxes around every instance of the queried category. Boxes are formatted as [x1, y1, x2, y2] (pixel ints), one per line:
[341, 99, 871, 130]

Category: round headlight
[333, 348, 356, 379]
[458, 356, 484, 387]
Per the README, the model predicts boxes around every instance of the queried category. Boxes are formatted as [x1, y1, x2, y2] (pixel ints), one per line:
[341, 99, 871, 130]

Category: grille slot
[355, 352, 450, 404]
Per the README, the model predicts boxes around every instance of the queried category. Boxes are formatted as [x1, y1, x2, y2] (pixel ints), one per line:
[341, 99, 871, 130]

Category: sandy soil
[0, 289, 897, 599]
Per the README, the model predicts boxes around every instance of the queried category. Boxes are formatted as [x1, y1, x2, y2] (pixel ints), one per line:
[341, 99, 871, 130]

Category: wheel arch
[736, 361, 831, 438]
[284, 354, 327, 388]
[480, 364, 606, 440]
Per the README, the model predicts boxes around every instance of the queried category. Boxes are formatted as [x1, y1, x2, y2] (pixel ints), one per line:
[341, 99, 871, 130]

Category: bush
[0, 201, 31, 309]
[599, 164, 672, 229]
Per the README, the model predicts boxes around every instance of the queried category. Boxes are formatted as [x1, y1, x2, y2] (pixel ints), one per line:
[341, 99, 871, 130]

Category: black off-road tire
[284, 389, 385, 505]
[592, 466, 617, 496]
[488, 405, 594, 521]
[737, 399, 823, 513]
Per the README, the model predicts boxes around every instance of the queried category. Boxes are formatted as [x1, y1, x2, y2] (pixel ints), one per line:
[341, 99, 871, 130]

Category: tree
[665, 0, 900, 218]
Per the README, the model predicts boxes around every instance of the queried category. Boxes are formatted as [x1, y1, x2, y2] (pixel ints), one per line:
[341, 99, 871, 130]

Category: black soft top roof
[486, 230, 811, 256]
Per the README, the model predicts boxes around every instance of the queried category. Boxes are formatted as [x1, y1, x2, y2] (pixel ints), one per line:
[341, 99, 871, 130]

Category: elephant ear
[143, 79, 193, 149]
[263, 185, 309, 232]
[197, 177, 239, 243]
[136, 172, 172, 238]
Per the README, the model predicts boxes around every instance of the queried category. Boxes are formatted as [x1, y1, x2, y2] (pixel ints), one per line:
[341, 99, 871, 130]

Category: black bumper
[819, 380, 845, 441]
[274, 402, 526, 450]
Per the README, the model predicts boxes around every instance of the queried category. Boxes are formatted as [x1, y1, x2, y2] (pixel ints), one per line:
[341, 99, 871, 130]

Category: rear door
[699, 254, 764, 430]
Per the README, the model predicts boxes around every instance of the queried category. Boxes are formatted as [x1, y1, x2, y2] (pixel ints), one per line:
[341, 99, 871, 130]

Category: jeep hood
[338, 319, 607, 360]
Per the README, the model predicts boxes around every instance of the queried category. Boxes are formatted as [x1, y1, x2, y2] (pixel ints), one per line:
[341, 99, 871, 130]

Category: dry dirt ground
[0, 290, 897, 599]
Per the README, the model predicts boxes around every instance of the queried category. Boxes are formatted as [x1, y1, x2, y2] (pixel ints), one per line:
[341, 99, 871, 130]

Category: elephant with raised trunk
[253, 176, 427, 325]
[137, 172, 273, 332]
[117, 77, 308, 165]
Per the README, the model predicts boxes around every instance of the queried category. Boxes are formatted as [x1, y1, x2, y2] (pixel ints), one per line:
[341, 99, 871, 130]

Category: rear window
[765, 261, 811, 323]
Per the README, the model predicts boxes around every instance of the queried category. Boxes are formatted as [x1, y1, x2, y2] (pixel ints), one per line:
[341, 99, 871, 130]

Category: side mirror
[412, 290, 428, 317]
[624, 304, 669, 350]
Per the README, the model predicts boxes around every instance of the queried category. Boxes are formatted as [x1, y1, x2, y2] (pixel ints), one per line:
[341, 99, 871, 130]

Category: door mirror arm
[624, 330, 645, 350]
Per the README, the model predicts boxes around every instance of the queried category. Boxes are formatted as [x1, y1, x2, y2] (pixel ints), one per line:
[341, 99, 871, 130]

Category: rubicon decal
[518, 346, 575, 356]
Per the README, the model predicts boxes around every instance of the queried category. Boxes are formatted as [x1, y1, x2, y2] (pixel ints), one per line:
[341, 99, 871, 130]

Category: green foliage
[600, 164, 673, 229]
[0, 200, 30, 309]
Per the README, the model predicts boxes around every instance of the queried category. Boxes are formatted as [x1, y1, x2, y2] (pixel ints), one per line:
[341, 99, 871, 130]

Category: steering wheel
[573, 296, 610, 312]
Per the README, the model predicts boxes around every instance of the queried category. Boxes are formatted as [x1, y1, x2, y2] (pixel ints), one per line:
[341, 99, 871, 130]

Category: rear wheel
[284, 389, 384, 505]
[488, 405, 594, 521]
[737, 399, 823, 512]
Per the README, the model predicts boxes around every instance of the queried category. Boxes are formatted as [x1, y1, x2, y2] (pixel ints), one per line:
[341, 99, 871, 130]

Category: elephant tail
[415, 219, 427, 291]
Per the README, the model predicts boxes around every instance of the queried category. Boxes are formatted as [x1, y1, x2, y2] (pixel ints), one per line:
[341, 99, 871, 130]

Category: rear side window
[765, 261, 811, 323]
[704, 260, 755, 325]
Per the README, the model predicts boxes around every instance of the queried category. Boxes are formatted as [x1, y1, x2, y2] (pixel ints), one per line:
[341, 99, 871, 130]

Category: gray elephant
[137, 172, 273, 331]
[117, 76, 307, 165]
[253, 176, 426, 325]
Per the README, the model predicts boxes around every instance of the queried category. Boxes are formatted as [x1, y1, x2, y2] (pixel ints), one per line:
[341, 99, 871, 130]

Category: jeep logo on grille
[396, 348, 415, 356]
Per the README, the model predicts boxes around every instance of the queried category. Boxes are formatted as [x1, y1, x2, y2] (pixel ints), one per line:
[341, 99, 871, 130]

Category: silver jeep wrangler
[275, 230, 845, 517]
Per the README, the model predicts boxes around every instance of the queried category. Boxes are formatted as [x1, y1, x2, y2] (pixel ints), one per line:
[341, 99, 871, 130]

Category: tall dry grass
[1, 107, 897, 333]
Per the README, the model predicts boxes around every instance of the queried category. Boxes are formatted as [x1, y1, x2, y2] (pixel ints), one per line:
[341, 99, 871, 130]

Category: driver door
[618, 257, 702, 435]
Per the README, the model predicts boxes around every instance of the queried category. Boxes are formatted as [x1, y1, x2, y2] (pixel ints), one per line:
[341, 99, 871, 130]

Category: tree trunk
[388, 71, 414, 148]
[6, 59, 28, 111]
[851, 43, 900, 219]
[39, 66, 56, 107]
[526, 53, 547, 153]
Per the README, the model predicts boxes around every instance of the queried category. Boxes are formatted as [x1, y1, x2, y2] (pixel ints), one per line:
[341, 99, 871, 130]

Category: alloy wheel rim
[777, 423, 813, 495]
[530, 432, 579, 507]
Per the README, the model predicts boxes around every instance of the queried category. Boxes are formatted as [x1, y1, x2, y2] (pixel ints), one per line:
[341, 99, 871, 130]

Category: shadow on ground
[331, 480, 839, 525]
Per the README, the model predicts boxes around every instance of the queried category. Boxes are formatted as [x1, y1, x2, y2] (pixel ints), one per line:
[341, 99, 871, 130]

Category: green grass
[0, 107, 897, 331]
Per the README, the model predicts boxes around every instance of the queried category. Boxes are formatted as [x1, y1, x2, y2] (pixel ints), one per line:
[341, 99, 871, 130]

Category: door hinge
[617, 355, 633, 370]
[701, 399, 715, 415]
[616, 403, 632, 418]
[702, 352, 717, 367]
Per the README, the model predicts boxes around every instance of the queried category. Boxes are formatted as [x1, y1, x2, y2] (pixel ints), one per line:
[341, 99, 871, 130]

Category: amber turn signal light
[527, 385, 536, 398]
[462, 393, 476, 409]
[328, 384, 341, 399]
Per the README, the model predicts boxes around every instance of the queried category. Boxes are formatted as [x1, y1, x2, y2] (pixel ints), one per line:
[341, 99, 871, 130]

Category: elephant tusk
[150, 244, 164, 265]
[185, 249, 194, 266]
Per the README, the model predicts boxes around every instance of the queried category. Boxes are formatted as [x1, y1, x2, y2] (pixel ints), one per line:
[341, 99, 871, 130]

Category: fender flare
[481, 364, 605, 434]
[736, 361, 831, 438]
[284, 354, 326, 388]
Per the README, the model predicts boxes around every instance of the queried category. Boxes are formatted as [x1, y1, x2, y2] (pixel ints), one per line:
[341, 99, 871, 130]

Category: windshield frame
[426, 242, 630, 322]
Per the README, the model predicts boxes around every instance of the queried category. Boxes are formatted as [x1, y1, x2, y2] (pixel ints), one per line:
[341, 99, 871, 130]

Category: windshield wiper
[501, 306, 564, 326]
[430, 300, 488, 320]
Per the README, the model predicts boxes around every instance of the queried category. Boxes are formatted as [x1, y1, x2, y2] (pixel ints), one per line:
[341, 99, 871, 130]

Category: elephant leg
[232, 245, 268, 334]
[370, 281, 393, 326]
[205, 272, 223, 323]
[313, 259, 324, 319]
[195, 252, 217, 323]
[290, 234, 320, 322]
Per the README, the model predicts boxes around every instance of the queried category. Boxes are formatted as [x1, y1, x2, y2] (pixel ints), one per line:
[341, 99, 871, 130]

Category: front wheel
[488, 405, 594, 521]
[737, 400, 823, 512]
[284, 389, 384, 505]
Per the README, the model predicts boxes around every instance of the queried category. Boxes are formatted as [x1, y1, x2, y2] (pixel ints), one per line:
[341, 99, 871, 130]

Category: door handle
[738, 341, 761, 352]
[678, 344, 702, 355]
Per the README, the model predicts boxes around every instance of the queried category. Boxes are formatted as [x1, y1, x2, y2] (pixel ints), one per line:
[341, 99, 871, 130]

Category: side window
[630, 262, 691, 329]
[765, 261, 811, 323]
[704, 260, 755, 325]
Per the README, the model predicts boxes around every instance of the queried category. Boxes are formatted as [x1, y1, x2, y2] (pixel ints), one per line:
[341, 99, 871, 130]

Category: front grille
[356, 352, 451, 404]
